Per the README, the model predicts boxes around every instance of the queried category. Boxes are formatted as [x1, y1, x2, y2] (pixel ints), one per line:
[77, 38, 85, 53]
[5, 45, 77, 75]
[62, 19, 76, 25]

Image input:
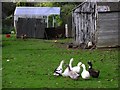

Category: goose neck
[59, 60, 63, 67]
[60, 62, 63, 67]
[69, 59, 73, 68]
[83, 67, 86, 71]
[82, 64, 86, 71]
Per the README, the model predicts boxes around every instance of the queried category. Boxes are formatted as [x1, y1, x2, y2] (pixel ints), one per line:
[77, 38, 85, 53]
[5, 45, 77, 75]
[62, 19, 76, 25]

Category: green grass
[2, 34, 119, 88]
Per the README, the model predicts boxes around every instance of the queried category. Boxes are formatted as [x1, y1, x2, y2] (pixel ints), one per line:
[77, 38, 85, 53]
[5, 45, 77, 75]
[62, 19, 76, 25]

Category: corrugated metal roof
[14, 7, 60, 16]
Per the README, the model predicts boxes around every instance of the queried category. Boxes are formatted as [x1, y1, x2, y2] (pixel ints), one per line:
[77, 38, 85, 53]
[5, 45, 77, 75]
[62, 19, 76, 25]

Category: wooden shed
[16, 18, 45, 38]
[72, 2, 119, 48]
[14, 7, 60, 39]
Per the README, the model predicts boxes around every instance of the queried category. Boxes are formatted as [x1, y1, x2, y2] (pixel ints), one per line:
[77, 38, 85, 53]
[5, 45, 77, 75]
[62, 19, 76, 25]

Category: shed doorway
[72, 2, 97, 48]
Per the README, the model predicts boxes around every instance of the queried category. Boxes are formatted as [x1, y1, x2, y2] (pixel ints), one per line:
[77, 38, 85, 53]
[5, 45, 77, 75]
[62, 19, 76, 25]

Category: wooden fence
[16, 18, 45, 38]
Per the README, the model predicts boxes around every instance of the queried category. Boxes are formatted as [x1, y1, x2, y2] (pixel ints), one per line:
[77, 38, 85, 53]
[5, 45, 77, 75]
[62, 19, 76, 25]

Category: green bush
[2, 26, 15, 34]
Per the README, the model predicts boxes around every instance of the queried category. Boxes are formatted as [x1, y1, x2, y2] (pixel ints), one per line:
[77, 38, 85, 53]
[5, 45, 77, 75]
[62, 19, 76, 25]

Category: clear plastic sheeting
[14, 7, 60, 27]
[14, 7, 60, 16]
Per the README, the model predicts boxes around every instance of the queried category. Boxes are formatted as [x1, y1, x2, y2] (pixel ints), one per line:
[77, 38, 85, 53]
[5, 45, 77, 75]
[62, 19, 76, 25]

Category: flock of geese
[53, 58, 100, 80]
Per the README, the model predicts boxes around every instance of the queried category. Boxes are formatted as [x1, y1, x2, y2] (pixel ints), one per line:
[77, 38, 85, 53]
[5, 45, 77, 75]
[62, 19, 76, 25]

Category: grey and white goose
[67, 64, 79, 80]
[53, 60, 64, 76]
[87, 61, 100, 78]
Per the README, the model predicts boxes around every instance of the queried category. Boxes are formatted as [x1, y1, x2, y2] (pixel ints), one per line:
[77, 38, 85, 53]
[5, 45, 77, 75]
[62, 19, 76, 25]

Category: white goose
[72, 62, 82, 74]
[67, 65, 79, 80]
[81, 64, 90, 79]
[62, 58, 73, 77]
[53, 60, 64, 76]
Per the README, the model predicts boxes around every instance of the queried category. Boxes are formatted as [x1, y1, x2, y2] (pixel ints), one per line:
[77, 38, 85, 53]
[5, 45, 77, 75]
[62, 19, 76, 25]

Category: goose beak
[80, 64, 82, 67]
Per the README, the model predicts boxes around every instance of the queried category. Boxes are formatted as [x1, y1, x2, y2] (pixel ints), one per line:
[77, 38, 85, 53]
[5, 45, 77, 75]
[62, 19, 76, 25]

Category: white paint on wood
[65, 24, 68, 38]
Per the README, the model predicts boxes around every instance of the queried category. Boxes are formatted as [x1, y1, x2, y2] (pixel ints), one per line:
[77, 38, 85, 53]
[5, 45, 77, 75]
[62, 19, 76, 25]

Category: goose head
[70, 58, 73, 62]
[88, 61, 92, 65]
[77, 62, 82, 67]
[87, 61, 92, 69]
[81, 64, 86, 70]
[59, 60, 64, 69]
[60, 60, 64, 65]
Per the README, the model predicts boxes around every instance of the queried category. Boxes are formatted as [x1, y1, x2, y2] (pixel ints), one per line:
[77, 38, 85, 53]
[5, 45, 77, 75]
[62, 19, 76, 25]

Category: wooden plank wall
[26, 18, 35, 38]
[16, 18, 26, 37]
[72, 2, 97, 47]
[16, 18, 45, 39]
[96, 12, 119, 47]
[35, 19, 45, 38]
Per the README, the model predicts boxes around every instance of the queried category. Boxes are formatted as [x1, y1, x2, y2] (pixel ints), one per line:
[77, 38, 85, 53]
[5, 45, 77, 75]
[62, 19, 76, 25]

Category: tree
[2, 2, 16, 34]
[35, 2, 54, 7]
[35, 2, 80, 26]
[2, 2, 81, 33]
[16, 2, 35, 6]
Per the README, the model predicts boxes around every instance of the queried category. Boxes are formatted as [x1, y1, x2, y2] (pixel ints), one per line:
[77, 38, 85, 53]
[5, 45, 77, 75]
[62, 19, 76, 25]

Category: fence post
[47, 16, 49, 28]
[65, 24, 68, 38]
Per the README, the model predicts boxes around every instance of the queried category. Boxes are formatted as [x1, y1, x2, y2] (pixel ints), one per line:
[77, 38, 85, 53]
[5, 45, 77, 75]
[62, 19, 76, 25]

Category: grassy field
[2, 34, 119, 88]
